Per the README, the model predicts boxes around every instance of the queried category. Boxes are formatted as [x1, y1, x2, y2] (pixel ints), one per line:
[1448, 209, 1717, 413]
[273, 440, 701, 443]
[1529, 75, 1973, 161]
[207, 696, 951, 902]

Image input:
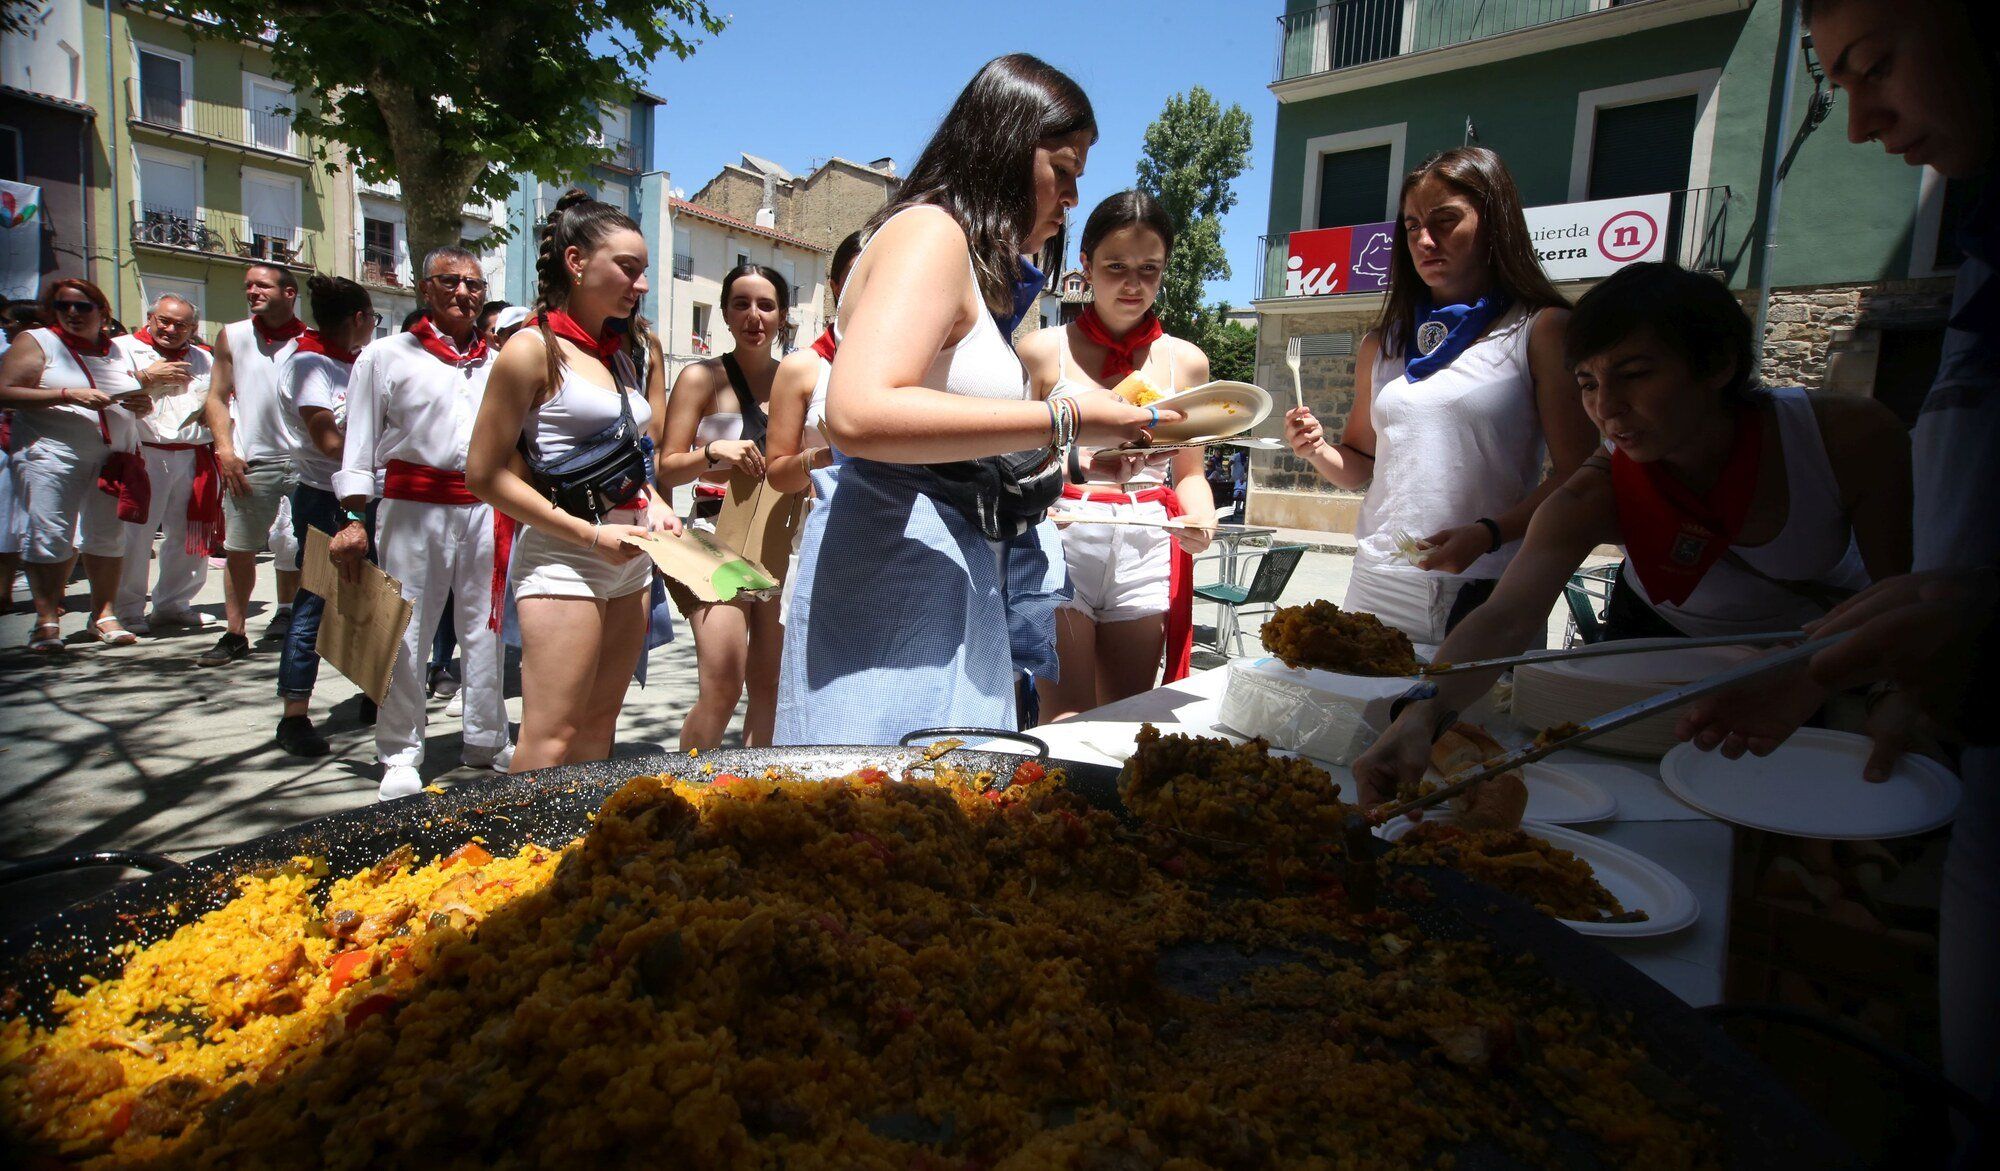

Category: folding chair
[1194, 544, 1307, 658]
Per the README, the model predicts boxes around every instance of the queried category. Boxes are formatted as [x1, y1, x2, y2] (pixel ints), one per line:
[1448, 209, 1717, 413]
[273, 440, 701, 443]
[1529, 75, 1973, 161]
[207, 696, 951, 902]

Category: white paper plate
[1660, 729, 1962, 840]
[1146, 381, 1272, 442]
[1379, 816, 1697, 938]
[1521, 762, 1617, 824]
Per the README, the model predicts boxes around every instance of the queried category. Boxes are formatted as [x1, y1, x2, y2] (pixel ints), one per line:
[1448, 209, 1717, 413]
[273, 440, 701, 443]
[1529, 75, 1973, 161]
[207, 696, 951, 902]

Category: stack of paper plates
[1513, 641, 1757, 759]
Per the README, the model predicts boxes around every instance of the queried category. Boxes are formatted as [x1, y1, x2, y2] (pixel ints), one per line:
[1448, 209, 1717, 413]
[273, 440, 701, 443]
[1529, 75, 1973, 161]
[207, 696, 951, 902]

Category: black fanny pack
[924, 446, 1065, 541]
[522, 351, 650, 522]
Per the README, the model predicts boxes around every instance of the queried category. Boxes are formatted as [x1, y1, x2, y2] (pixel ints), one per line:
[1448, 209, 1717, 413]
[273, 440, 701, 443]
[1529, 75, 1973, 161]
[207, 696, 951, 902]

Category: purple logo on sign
[1348, 221, 1394, 292]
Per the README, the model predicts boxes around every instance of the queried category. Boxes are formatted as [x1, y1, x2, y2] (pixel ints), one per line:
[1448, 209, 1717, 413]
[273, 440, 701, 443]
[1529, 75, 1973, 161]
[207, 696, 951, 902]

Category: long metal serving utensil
[1343, 632, 1850, 910]
[1415, 630, 1807, 677]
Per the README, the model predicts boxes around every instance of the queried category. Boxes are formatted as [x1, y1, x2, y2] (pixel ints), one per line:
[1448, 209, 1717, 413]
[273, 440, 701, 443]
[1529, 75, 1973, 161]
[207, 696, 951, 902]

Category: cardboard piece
[301, 527, 415, 705]
[711, 471, 802, 583]
[626, 528, 778, 604]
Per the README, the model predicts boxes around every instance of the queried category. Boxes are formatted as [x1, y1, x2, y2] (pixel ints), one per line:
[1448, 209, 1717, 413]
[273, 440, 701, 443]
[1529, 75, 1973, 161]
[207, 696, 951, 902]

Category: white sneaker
[377, 764, 424, 801]
[463, 743, 513, 773]
[446, 694, 464, 717]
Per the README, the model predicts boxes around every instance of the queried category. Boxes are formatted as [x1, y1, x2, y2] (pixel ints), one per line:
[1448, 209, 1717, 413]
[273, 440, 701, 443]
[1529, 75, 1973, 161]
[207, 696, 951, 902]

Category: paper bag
[302, 527, 414, 704]
[627, 528, 778, 604]
[712, 471, 802, 583]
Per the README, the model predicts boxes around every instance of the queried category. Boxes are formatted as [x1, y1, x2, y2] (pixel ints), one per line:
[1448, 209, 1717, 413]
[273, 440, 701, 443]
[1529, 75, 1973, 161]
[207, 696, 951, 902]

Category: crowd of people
[0, 0, 1994, 1137]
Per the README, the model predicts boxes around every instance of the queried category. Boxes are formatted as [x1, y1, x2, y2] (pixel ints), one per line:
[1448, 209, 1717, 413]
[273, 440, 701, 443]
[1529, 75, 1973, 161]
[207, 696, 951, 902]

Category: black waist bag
[925, 446, 1065, 541]
[523, 351, 650, 522]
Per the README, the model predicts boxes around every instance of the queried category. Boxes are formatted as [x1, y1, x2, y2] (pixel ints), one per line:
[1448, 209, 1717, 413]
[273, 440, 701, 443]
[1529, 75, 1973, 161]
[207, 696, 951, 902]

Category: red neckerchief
[132, 326, 191, 362]
[57, 328, 111, 359]
[292, 329, 359, 365]
[1074, 305, 1164, 382]
[1610, 409, 1765, 608]
[535, 310, 624, 363]
[408, 315, 489, 366]
[810, 325, 838, 363]
[252, 315, 305, 346]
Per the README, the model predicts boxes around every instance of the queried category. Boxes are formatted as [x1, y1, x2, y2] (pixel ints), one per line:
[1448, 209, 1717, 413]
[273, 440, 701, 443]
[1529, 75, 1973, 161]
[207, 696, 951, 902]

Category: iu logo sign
[1598, 209, 1660, 263]
[1284, 221, 1394, 298]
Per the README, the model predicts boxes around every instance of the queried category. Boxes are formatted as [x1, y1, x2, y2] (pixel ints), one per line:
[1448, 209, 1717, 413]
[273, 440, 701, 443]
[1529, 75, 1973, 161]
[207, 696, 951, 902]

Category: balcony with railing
[131, 201, 319, 269]
[126, 79, 309, 161]
[596, 134, 642, 173]
[360, 253, 407, 289]
[1255, 185, 1731, 301]
[1274, 0, 1733, 87]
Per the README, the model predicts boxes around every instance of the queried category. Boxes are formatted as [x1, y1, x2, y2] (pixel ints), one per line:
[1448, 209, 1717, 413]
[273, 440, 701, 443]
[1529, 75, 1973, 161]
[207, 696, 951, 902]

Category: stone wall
[1753, 277, 1956, 393]
[689, 170, 765, 225]
[788, 163, 898, 253]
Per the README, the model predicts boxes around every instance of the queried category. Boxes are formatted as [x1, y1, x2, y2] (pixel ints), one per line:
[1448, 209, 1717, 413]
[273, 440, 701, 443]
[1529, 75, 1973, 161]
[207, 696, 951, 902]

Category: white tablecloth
[1047, 666, 1733, 1007]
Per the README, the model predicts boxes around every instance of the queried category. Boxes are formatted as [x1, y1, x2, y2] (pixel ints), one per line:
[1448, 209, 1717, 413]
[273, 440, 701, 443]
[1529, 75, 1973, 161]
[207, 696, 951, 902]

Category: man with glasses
[199, 264, 307, 666]
[111, 294, 220, 632]
[334, 248, 514, 799]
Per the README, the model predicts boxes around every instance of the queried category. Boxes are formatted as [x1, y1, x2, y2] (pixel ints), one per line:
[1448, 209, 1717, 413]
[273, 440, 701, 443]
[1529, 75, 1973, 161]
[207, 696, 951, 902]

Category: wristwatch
[341, 508, 367, 525]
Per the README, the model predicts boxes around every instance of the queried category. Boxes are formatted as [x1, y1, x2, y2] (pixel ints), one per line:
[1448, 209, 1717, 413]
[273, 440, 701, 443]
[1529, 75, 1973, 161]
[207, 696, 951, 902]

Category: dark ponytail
[304, 274, 371, 331]
[532, 187, 650, 390]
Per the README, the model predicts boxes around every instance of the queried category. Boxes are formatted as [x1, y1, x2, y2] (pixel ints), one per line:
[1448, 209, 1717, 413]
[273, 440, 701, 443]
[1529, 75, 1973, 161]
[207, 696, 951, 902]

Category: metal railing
[127, 79, 306, 158]
[131, 201, 319, 268]
[360, 256, 405, 288]
[1254, 185, 1732, 300]
[1276, 1, 1663, 82]
[597, 134, 642, 172]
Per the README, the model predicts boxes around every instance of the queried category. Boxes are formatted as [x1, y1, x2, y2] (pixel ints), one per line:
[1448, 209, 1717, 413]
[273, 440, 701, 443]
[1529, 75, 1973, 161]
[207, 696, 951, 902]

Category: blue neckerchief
[1404, 288, 1511, 381]
[996, 256, 1045, 339]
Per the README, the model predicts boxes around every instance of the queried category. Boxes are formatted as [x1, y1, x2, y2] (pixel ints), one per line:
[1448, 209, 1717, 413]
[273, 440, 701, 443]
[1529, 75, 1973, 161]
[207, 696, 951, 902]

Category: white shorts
[509, 507, 654, 602]
[1058, 496, 1173, 623]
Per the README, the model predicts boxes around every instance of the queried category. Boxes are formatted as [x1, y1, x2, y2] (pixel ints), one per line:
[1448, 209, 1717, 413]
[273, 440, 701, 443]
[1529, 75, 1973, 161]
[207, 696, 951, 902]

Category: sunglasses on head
[54, 300, 97, 314]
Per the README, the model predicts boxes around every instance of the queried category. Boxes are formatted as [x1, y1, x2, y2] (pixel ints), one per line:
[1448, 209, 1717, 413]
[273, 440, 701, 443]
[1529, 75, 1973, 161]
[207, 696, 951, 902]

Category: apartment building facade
[1, 0, 96, 297]
[663, 197, 830, 371]
[1250, 0, 1967, 531]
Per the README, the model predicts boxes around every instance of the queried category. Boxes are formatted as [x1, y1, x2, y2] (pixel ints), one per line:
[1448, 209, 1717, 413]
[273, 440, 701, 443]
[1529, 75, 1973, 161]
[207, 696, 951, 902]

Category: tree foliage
[156, 1, 724, 266]
[1203, 313, 1257, 385]
[1135, 86, 1253, 340]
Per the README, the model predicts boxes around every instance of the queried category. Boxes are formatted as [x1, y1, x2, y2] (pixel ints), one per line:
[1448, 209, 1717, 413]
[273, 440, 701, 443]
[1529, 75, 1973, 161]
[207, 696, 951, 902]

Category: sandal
[29, 621, 64, 652]
[92, 617, 139, 647]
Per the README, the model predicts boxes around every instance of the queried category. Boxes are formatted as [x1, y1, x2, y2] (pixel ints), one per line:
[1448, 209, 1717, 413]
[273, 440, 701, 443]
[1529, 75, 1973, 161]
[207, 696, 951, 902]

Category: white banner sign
[0, 180, 43, 302]
[1525, 193, 1672, 282]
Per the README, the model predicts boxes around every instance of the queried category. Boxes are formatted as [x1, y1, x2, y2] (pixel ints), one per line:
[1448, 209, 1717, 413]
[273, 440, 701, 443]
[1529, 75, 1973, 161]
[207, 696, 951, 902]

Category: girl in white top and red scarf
[1282, 147, 1598, 647]
[470, 190, 680, 774]
[0, 279, 157, 651]
[1019, 190, 1217, 719]
[1350, 263, 1913, 806]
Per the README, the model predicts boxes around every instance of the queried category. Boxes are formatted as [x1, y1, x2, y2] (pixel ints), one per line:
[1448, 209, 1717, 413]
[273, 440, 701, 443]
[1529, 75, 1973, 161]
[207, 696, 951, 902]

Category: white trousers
[116, 447, 209, 622]
[375, 498, 508, 766]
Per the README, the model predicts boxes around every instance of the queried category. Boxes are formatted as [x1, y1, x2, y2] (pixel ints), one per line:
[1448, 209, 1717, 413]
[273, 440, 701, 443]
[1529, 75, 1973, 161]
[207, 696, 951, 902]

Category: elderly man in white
[112, 293, 221, 631]
[333, 246, 513, 800]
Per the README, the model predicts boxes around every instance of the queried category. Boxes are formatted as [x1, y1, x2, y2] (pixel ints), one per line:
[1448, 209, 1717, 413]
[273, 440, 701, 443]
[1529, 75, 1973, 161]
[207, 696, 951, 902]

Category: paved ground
[0, 526, 1587, 929]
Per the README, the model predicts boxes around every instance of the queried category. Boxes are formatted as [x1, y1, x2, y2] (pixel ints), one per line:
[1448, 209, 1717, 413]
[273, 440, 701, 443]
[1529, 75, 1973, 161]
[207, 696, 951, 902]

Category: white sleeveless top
[523, 365, 654, 464]
[221, 318, 301, 463]
[1626, 387, 1872, 637]
[1050, 328, 1178, 488]
[15, 327, 142, 452]
[802, 357, 832, 450]
[1354, 307, 1545, 580]
[834, 207, 1028, 414]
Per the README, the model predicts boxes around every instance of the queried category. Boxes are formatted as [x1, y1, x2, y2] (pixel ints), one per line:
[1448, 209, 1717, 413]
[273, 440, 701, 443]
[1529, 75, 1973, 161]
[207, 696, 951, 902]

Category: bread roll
[1428, 722, 1528, 830]
[1110, 372, 1166, 407]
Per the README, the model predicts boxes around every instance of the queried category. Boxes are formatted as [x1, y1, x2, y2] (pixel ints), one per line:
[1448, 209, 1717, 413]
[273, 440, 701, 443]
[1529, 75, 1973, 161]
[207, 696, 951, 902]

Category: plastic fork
[1284, 336, 1303, 411]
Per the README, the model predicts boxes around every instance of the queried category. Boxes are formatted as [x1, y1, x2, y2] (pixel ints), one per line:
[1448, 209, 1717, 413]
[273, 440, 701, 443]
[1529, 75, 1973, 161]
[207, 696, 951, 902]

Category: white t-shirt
[111, 334, 214, 445]
[221, 318, 303, 462]
[278, 350, 355, 492]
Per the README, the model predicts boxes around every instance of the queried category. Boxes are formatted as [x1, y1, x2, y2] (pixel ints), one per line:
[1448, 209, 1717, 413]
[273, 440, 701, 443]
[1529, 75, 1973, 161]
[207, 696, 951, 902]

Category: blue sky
[637, 0, 1281, 308]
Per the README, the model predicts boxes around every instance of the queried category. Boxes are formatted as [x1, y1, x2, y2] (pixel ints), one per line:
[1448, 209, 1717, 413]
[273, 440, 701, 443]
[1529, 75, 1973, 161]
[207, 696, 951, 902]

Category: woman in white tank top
[1350, 264, 1913, 808]
[656, 263, 792, 751]
[768, 229, 865, 499]
[0, 280, 155, 651]
[1020, 190, 1219, 720]
[469, 190, 681, 773]
[775, 55, 1167, 746]
[1281, 148, 1599, 647]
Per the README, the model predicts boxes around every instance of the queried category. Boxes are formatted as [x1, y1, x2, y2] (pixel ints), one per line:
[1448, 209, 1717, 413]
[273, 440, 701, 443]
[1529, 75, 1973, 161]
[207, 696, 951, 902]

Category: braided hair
[532, 187, 653, 391]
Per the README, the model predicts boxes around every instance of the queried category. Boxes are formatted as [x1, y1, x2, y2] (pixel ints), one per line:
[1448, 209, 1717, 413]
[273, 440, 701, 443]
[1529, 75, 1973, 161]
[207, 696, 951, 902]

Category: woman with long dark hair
[658, 262, 791, 749]
[775, 54, 1166, 745]
[1023, 190, 1217, 719]
[0, 279, 155, 650]
[1283, 147, 1597, 645]
[468, 190, 680, 770]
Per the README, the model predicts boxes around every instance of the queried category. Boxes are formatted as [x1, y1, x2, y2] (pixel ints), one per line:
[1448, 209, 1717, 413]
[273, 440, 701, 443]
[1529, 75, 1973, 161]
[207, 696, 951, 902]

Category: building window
[691, 303, 711, 353]
[136, 47, 188, 128]
[243, 75, 296, 155]
[672, 228, 692, 279]
[0, 125, 20, 183]
[1317, 145, 1395, 229]
[140, 273, 205, 325]
[362, 217, 398, 283]
[736, 251, 750, 269]
[1586, 95, 1698, 200]
[242, 168, 302, 263]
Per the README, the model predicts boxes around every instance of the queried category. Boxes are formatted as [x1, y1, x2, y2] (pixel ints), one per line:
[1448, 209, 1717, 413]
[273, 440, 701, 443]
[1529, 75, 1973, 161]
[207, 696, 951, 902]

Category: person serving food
[1351, 262, 1913, 805]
